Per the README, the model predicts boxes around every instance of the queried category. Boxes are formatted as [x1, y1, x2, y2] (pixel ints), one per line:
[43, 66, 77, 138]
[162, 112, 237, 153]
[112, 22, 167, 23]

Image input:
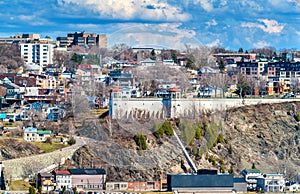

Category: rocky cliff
[3, 101, 300, 182]
[63, 101, 300, 181]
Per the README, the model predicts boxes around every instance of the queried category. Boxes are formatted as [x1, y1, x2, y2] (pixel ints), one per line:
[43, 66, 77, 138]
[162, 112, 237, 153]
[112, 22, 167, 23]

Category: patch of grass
[31, 142, 68, 153]
[9, 180, 31, 191]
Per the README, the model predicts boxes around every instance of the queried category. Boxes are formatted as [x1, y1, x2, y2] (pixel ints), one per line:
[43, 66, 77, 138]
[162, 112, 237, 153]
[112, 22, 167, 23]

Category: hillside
[2, 101, 300, 181]
[61, 101, 300, 181]
[0, 139, 43, 160]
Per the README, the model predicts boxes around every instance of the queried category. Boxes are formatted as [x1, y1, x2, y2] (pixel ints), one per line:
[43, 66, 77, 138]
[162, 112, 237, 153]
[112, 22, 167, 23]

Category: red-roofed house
[53, 170, 72, 190]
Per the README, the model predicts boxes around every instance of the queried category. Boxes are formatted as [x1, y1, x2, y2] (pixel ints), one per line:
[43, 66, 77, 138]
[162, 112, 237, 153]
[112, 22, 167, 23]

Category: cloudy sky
[0, 0, 300, 50]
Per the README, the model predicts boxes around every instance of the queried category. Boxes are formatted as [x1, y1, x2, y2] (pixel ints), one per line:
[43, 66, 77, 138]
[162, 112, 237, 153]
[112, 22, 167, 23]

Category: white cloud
[59, 0, 191, 22]
[68, 24, 99, 30]
[107, 23, 199, 50]
[193, 0, 214, 11]
[253, 41, 270, 48]
[17, 15, 51, 26]
[206, 19, 217, 27]
[241, 19, 285, 34]
[206, 39, 220, 47]
[288, 0, 300, 6]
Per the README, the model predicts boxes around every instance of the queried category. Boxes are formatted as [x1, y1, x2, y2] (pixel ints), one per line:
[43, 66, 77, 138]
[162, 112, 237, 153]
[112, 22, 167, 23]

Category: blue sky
[1, 0, 300, 51]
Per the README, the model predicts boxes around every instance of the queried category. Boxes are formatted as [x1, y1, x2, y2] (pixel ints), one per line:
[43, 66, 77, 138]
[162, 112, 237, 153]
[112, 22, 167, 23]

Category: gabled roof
[55, 170, 71, 175]
[68, 168, 106, 175]
[24, 127, 37, 133]
[0, 83, 15, 89]
[37, 130, 51, 135]
[243, 168, 261, 174]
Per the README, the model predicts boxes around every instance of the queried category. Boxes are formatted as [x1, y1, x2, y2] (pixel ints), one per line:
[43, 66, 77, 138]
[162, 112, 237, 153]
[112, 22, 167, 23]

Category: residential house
[106, 182, 128, 191]
[68, 168, 106, 192]
[240, 168, 263, 191]
[23, 127, 51, 141]
[38, 173, 55, 192]
[0, 82, 22, 107]
[286, 182, 300, 192]
[127, 182, 148, 191]
[257, 174, 285, 192]
[108, 70, 135, 88]
[53, 170, 72, 190]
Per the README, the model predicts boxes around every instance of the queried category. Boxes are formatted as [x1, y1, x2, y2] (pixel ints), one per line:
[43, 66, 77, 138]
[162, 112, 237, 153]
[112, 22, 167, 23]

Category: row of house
[38, 169, 167, 193]
[237, 61, 300, 95]
[38, 169, 106, 192]
[239, 168, 300, 192]
[39, 167, 296, 193]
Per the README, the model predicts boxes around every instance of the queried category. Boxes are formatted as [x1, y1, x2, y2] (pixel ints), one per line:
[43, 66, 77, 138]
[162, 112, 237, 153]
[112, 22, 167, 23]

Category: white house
[257, 174, 285, 192]
[53, 170, 72, 190]
[240, 168, 263, 191]
[24, 127, 52, 141]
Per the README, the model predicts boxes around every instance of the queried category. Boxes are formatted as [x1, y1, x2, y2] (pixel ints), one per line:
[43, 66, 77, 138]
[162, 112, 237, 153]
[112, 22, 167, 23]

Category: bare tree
[247, 77, 256, 96]
[290, 78, 300, 95]
[0, 44, 24, 71]
[53, 50, 70, 70]
[236, 73, 250, 98]
[257, 76, 268, 96]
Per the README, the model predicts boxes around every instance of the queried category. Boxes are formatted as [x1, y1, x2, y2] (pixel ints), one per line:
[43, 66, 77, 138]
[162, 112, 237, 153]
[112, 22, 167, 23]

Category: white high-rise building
[20, 43, 54, 69]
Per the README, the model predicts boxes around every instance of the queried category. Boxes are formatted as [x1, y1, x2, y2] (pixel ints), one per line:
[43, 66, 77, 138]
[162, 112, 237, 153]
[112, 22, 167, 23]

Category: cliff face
[0, 139, 42, 160]
[222, 102, 300, 179]
[64, 101, 300, 181]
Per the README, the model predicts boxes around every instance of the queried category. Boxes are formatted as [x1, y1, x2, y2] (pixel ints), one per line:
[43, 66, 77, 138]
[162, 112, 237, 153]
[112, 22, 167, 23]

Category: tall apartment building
[97, 34, 107, 48]
[56, 32, 107, 48]
[20, 43, 54, 68]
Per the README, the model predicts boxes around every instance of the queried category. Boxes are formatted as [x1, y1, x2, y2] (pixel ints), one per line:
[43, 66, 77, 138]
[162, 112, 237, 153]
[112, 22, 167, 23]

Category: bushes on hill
[195, 122, 204, 139]
[153, 121, 174, 138]
[295, 111, 300, 122]
[134, 132, 148, 150]
[68, 137, 76, 145]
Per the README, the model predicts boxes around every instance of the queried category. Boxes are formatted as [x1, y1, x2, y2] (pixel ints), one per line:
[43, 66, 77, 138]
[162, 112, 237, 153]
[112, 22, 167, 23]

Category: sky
[0, 0, 300, 51]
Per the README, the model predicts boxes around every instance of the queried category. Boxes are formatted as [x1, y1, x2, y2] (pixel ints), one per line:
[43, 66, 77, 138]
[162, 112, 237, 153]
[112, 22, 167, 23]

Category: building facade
[20, 43, 54, 68]
[53, 170, 72, 190]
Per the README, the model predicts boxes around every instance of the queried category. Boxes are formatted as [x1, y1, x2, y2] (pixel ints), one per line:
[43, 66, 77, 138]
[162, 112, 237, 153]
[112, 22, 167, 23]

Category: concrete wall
[2, 136, 86, 180]
[110, 98, 300, 119]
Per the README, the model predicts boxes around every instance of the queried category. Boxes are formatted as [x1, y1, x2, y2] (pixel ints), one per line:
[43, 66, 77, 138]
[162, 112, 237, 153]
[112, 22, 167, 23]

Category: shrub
[228, 144, 233, 154]
[45, 137, 52, 144]
[228, 165, 234, 174]
[221, 165, 226, 173]
[29, 186, 36, 194]
[134, 132, 148, 150]
[296, 124, 300, 131]
[153, 121, 174, 138]
[68, 137, 76, 145]
[163, 121, 174, 136]
[224, 137, 229, 144]
[296, 111, 300, 122]
[205, 120, 219, 149]
[217, 134, 225, 143]
[179, 120, 195, 145]
[195, 122, 204, 139]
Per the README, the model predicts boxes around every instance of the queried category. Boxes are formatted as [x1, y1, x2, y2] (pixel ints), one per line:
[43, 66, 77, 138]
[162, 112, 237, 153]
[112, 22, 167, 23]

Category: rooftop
[68, 168, 106, 175]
